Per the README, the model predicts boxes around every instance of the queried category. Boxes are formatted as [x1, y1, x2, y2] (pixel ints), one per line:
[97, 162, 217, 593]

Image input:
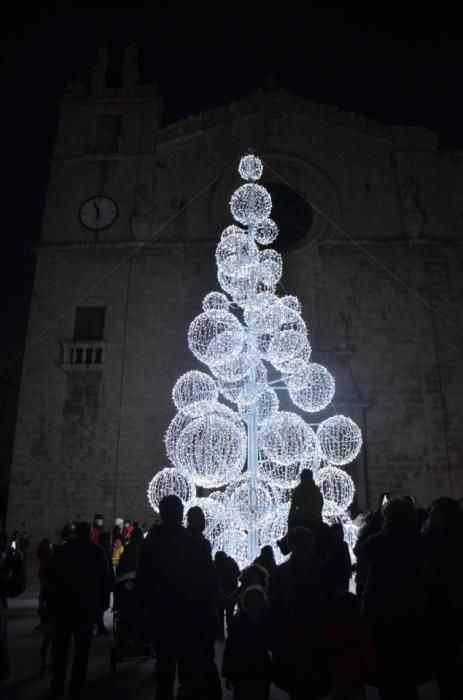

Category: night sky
[1, 5, 461, 384]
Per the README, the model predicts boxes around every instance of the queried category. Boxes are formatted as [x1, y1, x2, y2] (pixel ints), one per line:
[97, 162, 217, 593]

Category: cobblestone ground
[2, 590, 440, 700]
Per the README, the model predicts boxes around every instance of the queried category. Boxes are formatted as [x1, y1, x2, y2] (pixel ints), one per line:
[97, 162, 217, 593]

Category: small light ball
[238, 154, 263, 181]
[203, 292, 230, 312]
[254, 218, 279, 245]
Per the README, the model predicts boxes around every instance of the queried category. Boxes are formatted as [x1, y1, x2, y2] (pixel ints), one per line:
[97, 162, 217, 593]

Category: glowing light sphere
[220, 528, 249, 569]
[238, 154, 263, 181]
[188, 310, 244, 367]
[226, 473, 277, 530]
[261, 505, 290, 564]
[218, 360, 267, 406]
[147, 468, 195, 513]
[254, 218, 279, 245]
[268, 330, 310, 367]
[254, 386, 279, 424]
[288, 363, 336, 413]
[259, 411, 317, 466]
[172, 371, 218, 415]
[176, 413, 246, 488]
[221, 224, 245, 241]
[271, 486, 293, 505]
[322, 498, 347, 524]
[202, 291, 229, 312]
[258, 450, 302, 489]
[259, 249, 282, 287]
[316, 415, 362, 466]
[230, 184, 272, 226]
[316, 465, 355, 509]
[280, 295, 302, 313]
[212, 353, 254, 384]
[216, 232, 258, 276]
[165, 411, 193, 465]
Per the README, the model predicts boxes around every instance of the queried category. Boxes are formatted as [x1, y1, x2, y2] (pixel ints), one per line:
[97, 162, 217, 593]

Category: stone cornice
[157, 89, 393, 146]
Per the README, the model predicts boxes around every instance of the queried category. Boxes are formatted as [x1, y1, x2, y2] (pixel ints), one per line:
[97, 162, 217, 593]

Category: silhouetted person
[215, 550, 240, 640]
[325, 592, 376, 700]
[0, 531, 26, 682]
[116, 526, 144, 576]
[355, 498, 430, 700]
[222, 585, 272, 700]
[91, 514, 104, 546]
[96, 531, 114, 635]
[253, 545, 277, 580]
[186, 505, 212, 554]
[46, 521, 108, 699]
[136, 495, 219, 700]
[288, 469, 323, 529]
[328, 523, 352, 592]
[422, 497, 463, 700]
[278, 469, 333, 560]
[270, 527, 334, 700]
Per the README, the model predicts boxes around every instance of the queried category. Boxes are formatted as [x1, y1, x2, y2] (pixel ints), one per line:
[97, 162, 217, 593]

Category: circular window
[265, 183, 313, 251]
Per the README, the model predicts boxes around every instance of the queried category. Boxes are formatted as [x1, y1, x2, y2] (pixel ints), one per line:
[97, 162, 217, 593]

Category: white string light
[159, 152, 362, 565]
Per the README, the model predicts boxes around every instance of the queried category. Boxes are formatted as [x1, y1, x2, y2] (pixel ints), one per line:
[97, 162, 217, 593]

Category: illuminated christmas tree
[147, 153, 362, 566]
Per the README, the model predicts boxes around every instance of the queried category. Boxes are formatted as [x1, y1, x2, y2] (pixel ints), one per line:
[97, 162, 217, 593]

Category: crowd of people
[0, 477, 462, 700]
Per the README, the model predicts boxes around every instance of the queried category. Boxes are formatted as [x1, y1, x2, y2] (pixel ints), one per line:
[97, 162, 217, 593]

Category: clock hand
[93, 201, 101, 220]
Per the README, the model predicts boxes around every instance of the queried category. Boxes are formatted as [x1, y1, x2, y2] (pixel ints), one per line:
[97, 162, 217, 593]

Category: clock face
[79, 196, 118, 230]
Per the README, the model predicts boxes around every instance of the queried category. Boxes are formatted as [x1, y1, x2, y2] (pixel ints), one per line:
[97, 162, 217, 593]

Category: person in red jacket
[91, 514, 104, 546]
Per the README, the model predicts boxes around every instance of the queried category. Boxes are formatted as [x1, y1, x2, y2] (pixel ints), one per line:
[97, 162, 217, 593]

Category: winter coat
[222, 611, 272, 684]
[289, 479, 323, 523]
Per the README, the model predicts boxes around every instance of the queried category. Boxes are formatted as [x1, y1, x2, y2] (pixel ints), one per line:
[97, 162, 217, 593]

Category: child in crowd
[222, 585, 272, 700]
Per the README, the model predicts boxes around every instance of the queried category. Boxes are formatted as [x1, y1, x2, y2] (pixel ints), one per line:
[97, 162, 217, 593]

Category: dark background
[1, 4, 462, 384]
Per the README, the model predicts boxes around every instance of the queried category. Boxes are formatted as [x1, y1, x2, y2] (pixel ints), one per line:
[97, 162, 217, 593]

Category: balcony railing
[61, 340, 106, 370]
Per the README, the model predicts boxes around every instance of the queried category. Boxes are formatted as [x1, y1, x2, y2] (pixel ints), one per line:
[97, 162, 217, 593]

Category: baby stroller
[110, 571, 155, 675]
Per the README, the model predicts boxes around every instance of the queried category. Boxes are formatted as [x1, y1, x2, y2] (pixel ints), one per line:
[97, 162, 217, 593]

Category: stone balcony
[60, 340, 106, 371]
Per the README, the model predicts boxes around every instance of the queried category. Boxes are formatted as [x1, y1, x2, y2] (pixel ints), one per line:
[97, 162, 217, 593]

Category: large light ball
[218, 360, 267, 406]
[230, 184, 272, 225]
[220, 528, 249, 569]
[316, 465, 355, 509]
[258, 249, 282, 287]
[165, 411, 193, 464]
[212, 353, 254, 384]
[147, 468, 195, 513]
[316, 415, 362, 466]
[216, 232, 258, 277]
[288, 363, 335, 413]
[221, 224, 245, 240]
[238, 154, 263, 181]
[172, 371, 218, 415]
[254, 218, 278, 245]
[202, 291, 230, 312]
[176, 413, 246, 488]
[268, 330, 310, 367]
[226, 472, 277, 530]
[258, 450, 302, 489]
[254, 386, 279, 423]
[259, 411, 317, 466]
[188, 310, 244, 367]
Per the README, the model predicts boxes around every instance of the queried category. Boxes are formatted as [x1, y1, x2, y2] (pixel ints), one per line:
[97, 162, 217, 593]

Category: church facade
[7, 46, 463, 537]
